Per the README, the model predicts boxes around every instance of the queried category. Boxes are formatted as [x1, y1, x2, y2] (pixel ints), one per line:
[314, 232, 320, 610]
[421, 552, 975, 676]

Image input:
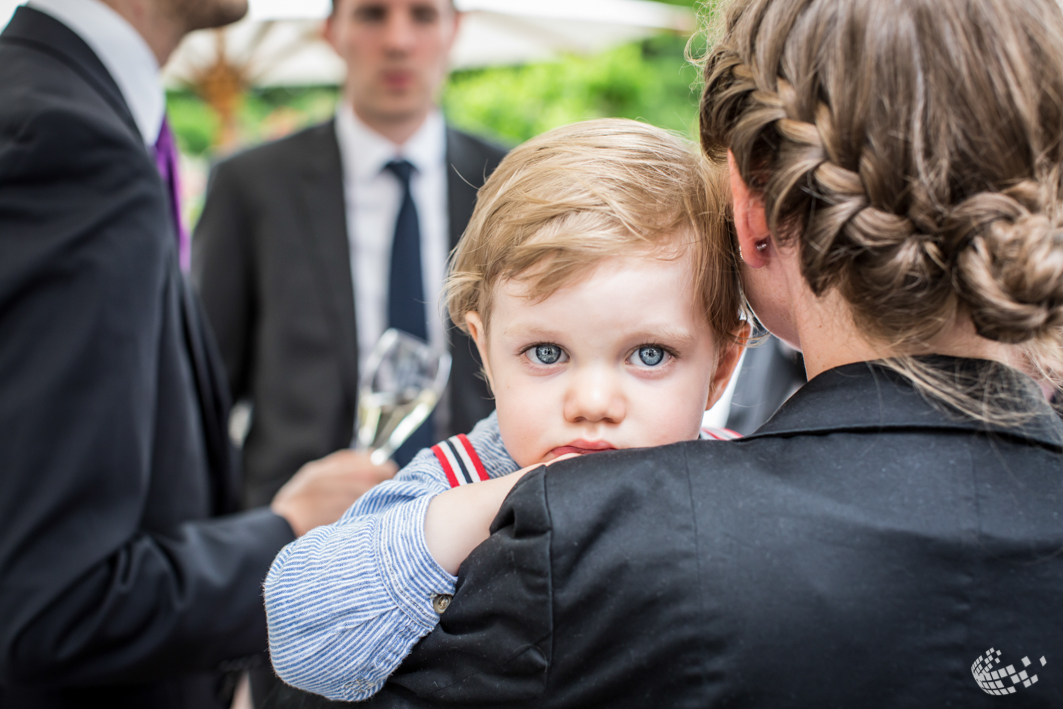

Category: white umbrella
[161, 0, 693, 88]
[0, 0, 692, 87]
[1, 0, 693, 148]
[0, 1, 22, 28]
[454, 0, 694, 70]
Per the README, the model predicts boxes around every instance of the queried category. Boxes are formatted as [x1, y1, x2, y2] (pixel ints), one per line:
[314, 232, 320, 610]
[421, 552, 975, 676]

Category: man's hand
[270, 450, 398, 537]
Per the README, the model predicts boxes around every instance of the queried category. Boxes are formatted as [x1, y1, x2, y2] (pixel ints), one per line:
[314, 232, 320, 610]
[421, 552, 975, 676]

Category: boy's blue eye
[636, 346, 665, 366]
[531, 344, 562, 365]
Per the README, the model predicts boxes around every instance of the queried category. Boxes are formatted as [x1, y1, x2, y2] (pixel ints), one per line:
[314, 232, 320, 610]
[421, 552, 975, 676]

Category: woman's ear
[705, 321, 750, 411]
[464, 312, 494, 392]
[728, 151, 772, 269]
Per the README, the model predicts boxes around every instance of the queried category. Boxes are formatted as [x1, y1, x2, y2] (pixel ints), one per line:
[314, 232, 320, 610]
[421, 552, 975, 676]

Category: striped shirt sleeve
[263, 412, 517, 702]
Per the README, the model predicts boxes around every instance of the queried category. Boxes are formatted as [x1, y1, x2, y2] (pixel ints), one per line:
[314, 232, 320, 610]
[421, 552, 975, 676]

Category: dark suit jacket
[0, 8, 295, 707]
[269, 358, 1063, 709]
[193, 121, 506, 508]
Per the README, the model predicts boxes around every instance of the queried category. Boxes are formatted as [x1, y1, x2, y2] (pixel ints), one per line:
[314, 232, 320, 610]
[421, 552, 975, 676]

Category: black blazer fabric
[193, 122, 506, 508]
[0, 8, 294, 707]
[269, 359, 1063, 709]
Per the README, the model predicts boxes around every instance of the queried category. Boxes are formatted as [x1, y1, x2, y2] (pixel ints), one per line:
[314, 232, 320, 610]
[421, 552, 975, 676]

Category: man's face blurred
[326, 0, 459, 135]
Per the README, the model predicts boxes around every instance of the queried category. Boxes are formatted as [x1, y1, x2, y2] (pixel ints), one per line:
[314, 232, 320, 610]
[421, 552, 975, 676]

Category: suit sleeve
[0, 96, 294, 686]
[192, 157, 256, 401]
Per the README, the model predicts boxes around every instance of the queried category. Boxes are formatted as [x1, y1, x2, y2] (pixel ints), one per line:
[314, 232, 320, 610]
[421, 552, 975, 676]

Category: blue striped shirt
[264, 412, 519, 701]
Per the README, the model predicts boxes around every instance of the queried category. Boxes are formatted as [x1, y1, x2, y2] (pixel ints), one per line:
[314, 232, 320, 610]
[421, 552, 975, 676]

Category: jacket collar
[748, 357, 1063, 452]
[27, 0, 162, 145]
[2, 5, 142, 144]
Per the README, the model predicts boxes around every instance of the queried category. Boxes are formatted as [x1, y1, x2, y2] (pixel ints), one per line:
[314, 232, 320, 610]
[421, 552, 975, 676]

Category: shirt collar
[28, 0, 163, 146]
[334, 102, 446, 183]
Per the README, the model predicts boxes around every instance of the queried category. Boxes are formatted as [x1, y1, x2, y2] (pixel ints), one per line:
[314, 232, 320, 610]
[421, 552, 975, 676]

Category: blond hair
[700, 0, 1063, 419]
[446, 118, 746, 353]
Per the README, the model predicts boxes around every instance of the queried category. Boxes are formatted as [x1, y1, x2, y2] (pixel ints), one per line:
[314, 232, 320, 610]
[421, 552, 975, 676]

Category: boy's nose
[563, 368, 625, 424]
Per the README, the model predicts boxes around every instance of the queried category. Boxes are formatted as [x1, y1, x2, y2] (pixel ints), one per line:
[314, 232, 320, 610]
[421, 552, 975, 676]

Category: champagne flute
[354, 328, 451, 465]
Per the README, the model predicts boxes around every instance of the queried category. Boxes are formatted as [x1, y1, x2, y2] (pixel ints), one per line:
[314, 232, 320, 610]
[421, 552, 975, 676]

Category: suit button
[431, 594, 452, 614]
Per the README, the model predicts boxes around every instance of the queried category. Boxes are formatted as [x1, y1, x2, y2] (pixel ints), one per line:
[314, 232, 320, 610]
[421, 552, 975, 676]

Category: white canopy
[0, 1, 692, 88]
[160, 0, 692, 88]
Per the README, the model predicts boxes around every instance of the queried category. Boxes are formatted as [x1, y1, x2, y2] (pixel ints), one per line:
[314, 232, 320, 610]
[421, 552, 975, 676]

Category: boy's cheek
[493, 396, 544, 469]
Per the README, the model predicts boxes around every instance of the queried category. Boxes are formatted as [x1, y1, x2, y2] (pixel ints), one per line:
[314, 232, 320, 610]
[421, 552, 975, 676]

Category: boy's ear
[705, 321, 750, 411]
[464, 312, 495, 391]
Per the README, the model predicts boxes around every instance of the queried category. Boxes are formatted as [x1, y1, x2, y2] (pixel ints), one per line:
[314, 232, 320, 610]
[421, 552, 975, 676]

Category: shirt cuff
[376, 494, 457, 630]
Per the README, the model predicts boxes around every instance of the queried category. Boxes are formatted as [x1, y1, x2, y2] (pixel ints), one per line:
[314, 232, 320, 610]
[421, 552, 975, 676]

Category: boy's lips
[549, 440, 617, 457]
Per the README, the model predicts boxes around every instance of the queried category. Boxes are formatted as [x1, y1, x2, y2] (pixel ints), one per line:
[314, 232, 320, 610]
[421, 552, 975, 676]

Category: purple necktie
[153, 118, 189, 271]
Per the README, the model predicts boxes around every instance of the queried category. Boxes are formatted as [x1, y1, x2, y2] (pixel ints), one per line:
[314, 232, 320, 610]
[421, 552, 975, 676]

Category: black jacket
[192, 118, 506, 508]
[0, 8, 294, 707]
[270, 359, 1063, 708]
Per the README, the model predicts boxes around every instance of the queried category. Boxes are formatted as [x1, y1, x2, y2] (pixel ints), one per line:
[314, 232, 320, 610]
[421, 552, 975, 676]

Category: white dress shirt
[28, 0, 163, 146]
[333, 104, 450, 377]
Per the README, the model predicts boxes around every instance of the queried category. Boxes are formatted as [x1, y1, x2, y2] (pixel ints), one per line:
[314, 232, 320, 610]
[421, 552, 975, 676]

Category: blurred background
[0, 0, 705, 227]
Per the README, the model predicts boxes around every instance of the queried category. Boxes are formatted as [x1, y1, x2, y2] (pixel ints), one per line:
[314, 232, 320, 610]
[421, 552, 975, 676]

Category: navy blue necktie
[385, 160, 427, 340]
[384, 159, 432, 465]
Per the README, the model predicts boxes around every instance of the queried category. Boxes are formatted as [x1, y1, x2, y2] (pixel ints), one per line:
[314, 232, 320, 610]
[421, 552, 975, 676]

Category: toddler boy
[264, 118, 749, 700]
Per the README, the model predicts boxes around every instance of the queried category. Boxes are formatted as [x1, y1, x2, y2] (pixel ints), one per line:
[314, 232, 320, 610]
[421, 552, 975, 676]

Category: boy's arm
[265, 454, 453, 701]
[264, 413, 518, 702]
[424, 467, 541, 575]
[424, 451, 580, 575]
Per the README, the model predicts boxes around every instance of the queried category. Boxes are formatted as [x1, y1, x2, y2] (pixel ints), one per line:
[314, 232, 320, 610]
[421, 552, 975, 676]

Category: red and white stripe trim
[432, 434, 490, 488]
[700, 426, 742, 441]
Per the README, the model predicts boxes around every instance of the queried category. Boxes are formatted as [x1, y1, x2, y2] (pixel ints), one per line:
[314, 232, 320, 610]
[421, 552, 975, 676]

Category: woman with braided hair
[266, 1, 1063, 708]
[703, 0, 1063, 416]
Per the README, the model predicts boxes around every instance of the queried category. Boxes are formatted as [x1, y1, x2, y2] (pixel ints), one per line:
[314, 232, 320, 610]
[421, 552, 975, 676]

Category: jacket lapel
[296, 121, 361, 413]
[445, 128, 488, 254]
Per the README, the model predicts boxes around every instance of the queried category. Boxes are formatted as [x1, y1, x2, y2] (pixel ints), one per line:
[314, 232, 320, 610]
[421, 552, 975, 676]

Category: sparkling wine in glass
[355, 328, 451, 465]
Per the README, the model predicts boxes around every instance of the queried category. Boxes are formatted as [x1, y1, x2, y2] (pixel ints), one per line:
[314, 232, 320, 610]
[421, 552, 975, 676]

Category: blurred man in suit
[0, 0, 379, 706]
[193, 0, 506, 509]
[193, 0, 505, 703]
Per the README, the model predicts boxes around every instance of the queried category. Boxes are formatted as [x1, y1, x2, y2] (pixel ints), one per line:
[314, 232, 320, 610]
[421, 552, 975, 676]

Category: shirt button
[431, 593, 452, 614]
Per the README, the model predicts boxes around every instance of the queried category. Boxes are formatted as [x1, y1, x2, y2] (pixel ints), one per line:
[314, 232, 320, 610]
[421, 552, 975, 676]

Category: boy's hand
[424, 455, 577, 575]
[271, 450, 398, 537]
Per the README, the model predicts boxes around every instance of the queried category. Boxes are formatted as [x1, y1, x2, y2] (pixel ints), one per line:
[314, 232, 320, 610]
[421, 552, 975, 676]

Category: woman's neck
[792, 286, 1016, 380]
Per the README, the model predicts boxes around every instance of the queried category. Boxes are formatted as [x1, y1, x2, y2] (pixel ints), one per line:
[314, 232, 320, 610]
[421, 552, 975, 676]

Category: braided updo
[701, 0, 1063, 356]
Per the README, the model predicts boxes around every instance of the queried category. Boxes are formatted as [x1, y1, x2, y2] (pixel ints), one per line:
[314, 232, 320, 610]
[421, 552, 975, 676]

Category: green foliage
[238, 86, 340, 144]
[442, 34, 702, 147]
[166, 91, 219, 156]
[167, 85, 339, 157]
